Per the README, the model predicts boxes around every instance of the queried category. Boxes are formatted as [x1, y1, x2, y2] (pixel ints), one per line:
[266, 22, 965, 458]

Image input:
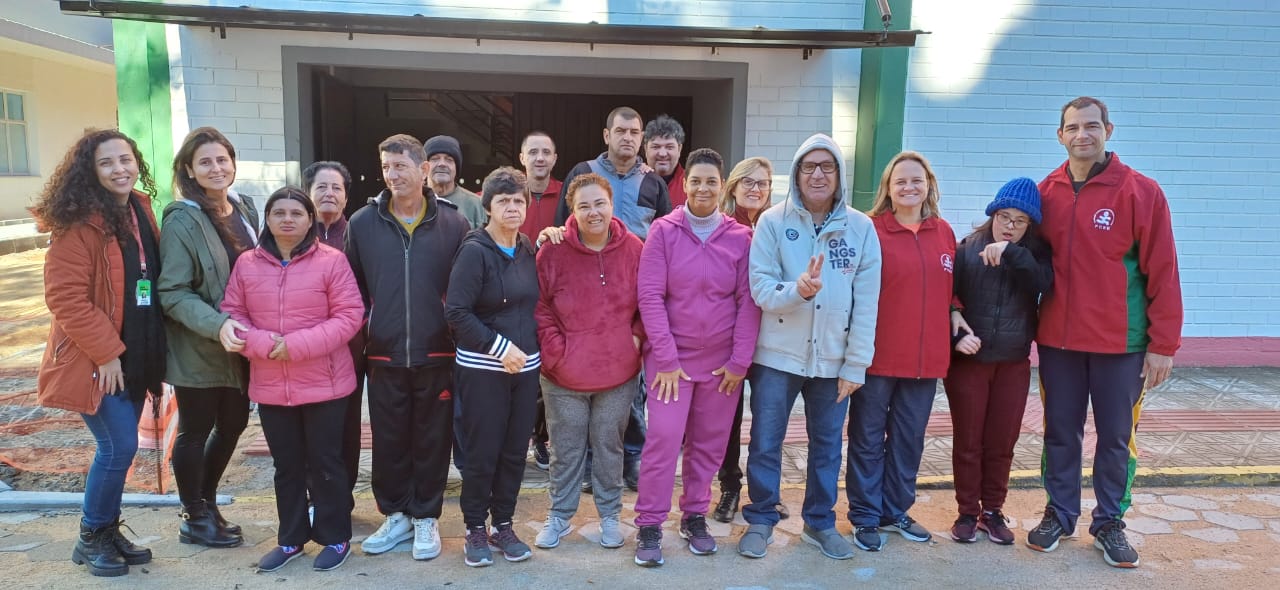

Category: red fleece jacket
[535, 216, 645, 391]
[867, 213, 957, 379]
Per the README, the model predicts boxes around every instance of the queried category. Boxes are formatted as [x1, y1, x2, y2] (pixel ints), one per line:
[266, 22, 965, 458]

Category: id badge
[136, 278, 152, 307]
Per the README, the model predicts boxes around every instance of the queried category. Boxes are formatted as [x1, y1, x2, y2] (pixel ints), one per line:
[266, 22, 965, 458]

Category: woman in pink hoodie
[221, 187, 363, 573]
[632, 149, 761, 567]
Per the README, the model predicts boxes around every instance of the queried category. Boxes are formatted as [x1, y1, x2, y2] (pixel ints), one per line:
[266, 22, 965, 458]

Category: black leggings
[172, 386, 250, 507]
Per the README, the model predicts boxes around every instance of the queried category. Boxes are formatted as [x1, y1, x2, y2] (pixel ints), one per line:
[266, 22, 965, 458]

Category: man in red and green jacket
[1027, 97, 1183, 569]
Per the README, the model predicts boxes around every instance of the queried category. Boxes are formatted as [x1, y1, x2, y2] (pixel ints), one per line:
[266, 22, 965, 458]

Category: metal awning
[58, 1, 924, 53]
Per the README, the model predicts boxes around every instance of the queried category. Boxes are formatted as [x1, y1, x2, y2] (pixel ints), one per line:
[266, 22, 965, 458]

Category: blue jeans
[742, 364, 848, 529]
[845, 375, 936, 527]
[80, 392, 143, 528]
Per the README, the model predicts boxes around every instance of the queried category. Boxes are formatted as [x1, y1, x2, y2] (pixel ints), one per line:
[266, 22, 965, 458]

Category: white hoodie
[748, 134, 882, 383]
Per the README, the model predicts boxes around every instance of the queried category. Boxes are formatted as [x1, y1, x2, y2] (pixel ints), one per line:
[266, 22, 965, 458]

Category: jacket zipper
[991, 262, 1006, 356]
[914, 231, 926, 378]
[377, 202, 415, 368]
[1062, 184, 1081, 347]
[277, 261, 292, 405]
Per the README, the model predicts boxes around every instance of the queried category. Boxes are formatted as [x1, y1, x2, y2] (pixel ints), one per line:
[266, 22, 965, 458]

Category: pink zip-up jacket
[638, 207, 761, 384]
[222, 242, 364, 407]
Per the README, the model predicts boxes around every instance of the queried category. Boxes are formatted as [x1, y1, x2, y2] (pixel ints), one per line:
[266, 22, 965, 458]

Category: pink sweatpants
[634, 377, 741, 527]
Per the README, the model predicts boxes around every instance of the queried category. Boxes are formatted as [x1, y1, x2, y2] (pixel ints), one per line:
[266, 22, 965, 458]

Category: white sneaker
[599, 515, 624, 548]
[535, 516, 572, 549]
[412, 517, 442, 560]
[361, 512, 412, 554]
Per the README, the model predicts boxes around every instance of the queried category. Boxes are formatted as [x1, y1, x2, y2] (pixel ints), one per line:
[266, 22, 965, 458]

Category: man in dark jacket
[345, 135, 470, 561]
[305, 160, 366, 492]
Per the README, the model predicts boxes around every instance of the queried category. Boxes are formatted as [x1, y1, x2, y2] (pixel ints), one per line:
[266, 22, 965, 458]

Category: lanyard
[128, 203, 148, 278]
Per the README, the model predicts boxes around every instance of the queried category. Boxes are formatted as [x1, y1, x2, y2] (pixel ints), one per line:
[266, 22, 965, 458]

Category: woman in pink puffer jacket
[221, 187, 364, 573]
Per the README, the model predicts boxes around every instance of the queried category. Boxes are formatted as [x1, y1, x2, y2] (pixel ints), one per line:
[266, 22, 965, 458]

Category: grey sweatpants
[542, 375, 637, 520]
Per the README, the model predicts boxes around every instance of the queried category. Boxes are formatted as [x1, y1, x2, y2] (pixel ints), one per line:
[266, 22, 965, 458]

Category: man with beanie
[1027, 97, 1182, 569]
[425, 135, 486, 229]
[738, 134, 882, 561]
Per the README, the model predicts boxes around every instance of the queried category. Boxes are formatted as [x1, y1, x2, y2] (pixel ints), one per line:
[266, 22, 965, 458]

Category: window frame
[1, 90, 32, 176]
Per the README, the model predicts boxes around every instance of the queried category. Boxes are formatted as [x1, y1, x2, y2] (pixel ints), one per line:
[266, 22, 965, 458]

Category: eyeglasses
[799, 161, 837, 175]
[995, 212, 1030, 229]
[740, 178, 771, 190]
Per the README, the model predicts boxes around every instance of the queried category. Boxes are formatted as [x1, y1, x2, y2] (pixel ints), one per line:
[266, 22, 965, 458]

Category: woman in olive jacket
[158, 127, 259, 548]
[32, 129, 166, 577]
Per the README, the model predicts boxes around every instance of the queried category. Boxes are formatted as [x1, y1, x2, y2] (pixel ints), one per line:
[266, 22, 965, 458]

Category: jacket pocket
[815, 306, 852, 362]
[757, 311, 805, 362]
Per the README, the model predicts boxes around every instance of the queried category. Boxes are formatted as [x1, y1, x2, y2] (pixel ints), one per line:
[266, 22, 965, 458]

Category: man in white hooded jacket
[737, 134, 882, 560]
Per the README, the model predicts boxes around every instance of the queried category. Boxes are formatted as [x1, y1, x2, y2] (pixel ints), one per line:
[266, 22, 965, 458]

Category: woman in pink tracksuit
[221, 187, 364, 573]
[632, 148, 761, 567]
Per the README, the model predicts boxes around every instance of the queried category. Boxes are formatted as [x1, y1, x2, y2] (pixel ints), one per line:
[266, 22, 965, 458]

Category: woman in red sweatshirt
[846, 151, 956, 552]
[533, 173, 645, 552]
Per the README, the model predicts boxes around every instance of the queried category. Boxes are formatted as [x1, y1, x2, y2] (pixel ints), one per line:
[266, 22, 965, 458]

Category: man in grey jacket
[737, 134, 882, 560]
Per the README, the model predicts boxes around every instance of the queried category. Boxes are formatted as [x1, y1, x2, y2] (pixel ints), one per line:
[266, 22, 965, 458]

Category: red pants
[943, 356, 1031, 515]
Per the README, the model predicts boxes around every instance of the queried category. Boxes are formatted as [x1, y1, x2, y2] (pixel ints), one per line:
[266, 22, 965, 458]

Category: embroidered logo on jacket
[940, 253, 954, 273]
[785, 228, 800, 241]
[1093, 208, 1115, 231]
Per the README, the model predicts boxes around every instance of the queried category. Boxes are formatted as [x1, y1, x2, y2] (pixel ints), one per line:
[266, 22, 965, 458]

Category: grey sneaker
[679, 514, 717, 555]
[361, 512, 412, 554]
[801, 524, 854, 560]
[881, 514, 932, 542]
[411, 517, 441, 560]
[535, 516, 571, 549]
[599, 515, 625, 549]
[853, 526, 883, 552]
[489, 522, 532, 562]
[463, 526, 492, 567]
[736, 523, 773, 559]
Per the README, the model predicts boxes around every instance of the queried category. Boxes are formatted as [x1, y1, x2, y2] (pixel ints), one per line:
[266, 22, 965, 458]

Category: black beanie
[423, 135, 462, 169]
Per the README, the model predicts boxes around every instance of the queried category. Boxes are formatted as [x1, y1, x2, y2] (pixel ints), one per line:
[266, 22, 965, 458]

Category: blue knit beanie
[985, 177, 1042, 224]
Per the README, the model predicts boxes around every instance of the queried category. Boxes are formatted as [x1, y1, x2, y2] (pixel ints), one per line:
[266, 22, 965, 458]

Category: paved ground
[3, 243, 1280, 587]
[1, 486, 1278, 589]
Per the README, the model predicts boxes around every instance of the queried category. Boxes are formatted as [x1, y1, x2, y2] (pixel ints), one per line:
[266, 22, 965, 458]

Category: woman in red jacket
[846, 151, 956, 552]
[533, 173, 645, 552]
[31, 129, 165, 578]
[221, 187, 364, 573]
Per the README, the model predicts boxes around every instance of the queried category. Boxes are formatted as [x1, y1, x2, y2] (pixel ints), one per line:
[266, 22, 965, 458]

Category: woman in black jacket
[445, 167, 541, 568]
[945, 177, 1053, 546]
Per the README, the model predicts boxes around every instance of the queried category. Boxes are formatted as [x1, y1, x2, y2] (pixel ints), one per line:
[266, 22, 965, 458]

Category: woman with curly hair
[31, 129, 166, 577]
[158, 127, 259, 548]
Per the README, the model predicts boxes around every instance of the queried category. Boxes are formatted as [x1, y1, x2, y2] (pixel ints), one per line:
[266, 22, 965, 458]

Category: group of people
[33, 96, 1181, 578]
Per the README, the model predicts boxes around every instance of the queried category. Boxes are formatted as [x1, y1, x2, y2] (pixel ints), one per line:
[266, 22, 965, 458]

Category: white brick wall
[170, 8, 866, 212]
[904, 0, 1280, 338]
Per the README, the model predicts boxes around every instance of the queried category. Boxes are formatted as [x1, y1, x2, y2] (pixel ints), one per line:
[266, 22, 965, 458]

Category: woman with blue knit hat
[944, 176, 1053, 545]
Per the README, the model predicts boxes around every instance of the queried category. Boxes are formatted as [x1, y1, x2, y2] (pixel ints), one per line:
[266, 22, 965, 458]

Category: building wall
[167, 21, 866, 208]
[0, 47, 117, 220]
[903, 0, 1280, 338]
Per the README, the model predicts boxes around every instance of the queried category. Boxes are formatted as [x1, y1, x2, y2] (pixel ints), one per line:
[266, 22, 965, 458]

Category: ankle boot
[180, 504, 244, 548]
[205, 500, 242, 535]
[72, 522, 128, 577]
[107, 519, 152, 565]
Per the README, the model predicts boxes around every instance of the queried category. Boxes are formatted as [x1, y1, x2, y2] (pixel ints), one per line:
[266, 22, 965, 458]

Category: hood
[564, 215, 631, 255]
[369, 187, 440, 227]
[786, 133, 849, 212]
[461, 226, 534, 257]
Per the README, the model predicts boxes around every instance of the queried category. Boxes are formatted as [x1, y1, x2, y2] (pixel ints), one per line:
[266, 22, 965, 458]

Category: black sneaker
[712, 488, 740, 523]
[1094, 521, 1140, 568]
[463, 525, 493, 567]
[880, 514, 931, 542]
[489, 522, 532, 562]
[1026, 506, 1066, 552]
[313, 541, 351, 571]
[853, 526, 883, 552]
[257, 545, 303, 573]
[633, 525, 664, 567]
[532, 441, 550, 471]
